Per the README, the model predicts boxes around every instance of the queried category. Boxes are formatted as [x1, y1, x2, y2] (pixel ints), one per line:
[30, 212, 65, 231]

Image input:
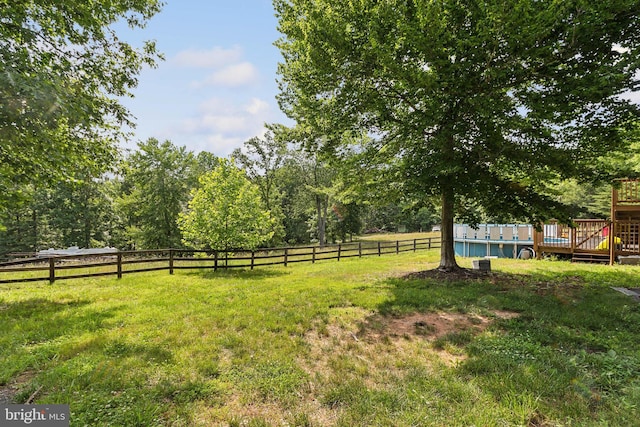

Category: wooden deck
[534, 219, 640, 262]
[535, 180, 640, 264]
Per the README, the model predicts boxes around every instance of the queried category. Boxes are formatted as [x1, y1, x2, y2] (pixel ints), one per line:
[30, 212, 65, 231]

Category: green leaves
[275, 0, 640, 266]
[120, 138, 196, 249]
[0, 0, 163, 215]
[179, 159, 275, 251]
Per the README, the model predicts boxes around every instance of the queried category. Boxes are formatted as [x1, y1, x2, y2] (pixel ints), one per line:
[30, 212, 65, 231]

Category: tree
[327, 202, 363, 242]
[232, 130, 287, 244]
[0, 185, 49, 258]
[44, 175, 115, 249]
[232, 130, 288, 212]
[274, 159, 314, 244]
[0, 0, 162, 216]
[275, 0, 640, 271]
[179, 159, 275, 251]
[193, 151, 221, 179]
[287, 148, 336, 246]
[120, 139, 196, 249]
[0, 174, 117, 257]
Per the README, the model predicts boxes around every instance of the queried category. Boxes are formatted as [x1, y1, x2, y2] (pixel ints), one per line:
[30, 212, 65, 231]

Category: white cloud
[194, 62, 260, 88]
[245, 98, 270, 115]
[172, 46, 243, 68]
[200, 115, 249, 134]
[204, 134, 248, 155]
[172, 97, 274, 155]
[140, 46, 278, 155]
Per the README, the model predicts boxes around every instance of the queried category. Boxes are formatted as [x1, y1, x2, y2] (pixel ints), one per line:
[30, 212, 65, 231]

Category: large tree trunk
[438, 187, 460, 271]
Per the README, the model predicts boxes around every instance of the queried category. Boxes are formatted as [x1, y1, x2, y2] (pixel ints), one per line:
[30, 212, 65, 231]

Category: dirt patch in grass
[359, 310, 520, 366]
[0, 387, 13, 405]
[293, 307, 521, 425]
[301, 306, 520, 381]
[0, 371, 37, 404]
[364, 310, 518, 342]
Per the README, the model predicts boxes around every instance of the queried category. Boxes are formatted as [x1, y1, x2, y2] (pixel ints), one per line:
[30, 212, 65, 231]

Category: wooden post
[610, 187, 618, 265]
[284, 248, 288, 267]
[358, 242, 362, 258]
[396, 240, 399, 254]
[169, 249, 174, 275]
[428, 238, 431, 250]
[251, 250, 255, 270]
[377, 241, 381, 256]
[117, 253, 122, 279]
[49, 258, 55, 284]
[413, 239, 417, 252]
[312, 246, 316, 263]
[214, 251, 218, 272]
[338, 244, 341, 261]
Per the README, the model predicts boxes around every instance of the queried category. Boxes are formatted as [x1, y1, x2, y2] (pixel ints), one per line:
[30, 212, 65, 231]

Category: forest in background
[3, 128, 638, 260]
[3, 1, 640, 266]
[0, 131, 440, 258]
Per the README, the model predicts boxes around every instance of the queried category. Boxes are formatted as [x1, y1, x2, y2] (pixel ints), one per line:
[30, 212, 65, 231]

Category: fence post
[396, 240, 400, 254]
[428, 238, 432, 250]
[251, 250, 255, 270]
[169, 249, 174, 275]
[284, 248, 288, 267]
[413, 239, 417, 252]
[378, 241, 381, 256]
[358, 241, 362, 258]
[49, 258, 55, 284]
[338, 244, 341, 261]
[214, 251, 218, 272]
[117, 253, 122, 279]
[312, 246, 316, 263]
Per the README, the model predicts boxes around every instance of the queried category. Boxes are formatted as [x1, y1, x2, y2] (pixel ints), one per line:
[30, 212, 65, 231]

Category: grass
[1, 250, 639, 426]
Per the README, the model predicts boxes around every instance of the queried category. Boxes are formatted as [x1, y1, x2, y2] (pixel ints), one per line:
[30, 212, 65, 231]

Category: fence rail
[0, 238, 440, 285]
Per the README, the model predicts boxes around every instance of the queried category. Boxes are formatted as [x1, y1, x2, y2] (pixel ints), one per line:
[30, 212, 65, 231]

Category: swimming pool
[454, 224, 536, 259]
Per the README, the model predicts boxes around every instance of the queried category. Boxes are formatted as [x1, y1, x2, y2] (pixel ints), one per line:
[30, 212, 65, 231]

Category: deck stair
[571, 253, 610, 264]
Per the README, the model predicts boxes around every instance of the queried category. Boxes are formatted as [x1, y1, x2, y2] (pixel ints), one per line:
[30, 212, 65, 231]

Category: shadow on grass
[181, 267, 289, 281]
[373, 268, 640, 422]
[0, 298, 176, 406]
[0, 299, 122, 382]
[379, 267, 640, 316]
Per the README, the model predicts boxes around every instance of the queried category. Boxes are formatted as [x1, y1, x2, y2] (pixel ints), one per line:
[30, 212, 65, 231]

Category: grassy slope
[1, 249, 639, 426]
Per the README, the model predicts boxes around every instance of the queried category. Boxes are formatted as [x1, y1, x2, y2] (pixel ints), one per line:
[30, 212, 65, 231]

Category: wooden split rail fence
[0, 238, 440, 285]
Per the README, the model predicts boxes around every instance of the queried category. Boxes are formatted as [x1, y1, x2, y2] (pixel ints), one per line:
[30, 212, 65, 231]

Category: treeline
[5, 127, 635, 259]
[0, 132, 440, 258]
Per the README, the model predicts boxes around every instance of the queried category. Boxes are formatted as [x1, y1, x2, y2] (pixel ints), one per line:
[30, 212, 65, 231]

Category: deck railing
[534, 218, 640, 259]
[616, 179, 640, 204]
[534, 220, 609, 252]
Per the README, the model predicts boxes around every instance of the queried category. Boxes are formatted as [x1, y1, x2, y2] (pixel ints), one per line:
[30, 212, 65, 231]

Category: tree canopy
[179, 159, 275, 251]
[274, 0, 640, 270]
[120, 138, 196, 249]
[0, 0, 163, 215]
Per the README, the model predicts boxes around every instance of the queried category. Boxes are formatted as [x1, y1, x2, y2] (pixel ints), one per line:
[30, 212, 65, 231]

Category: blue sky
[117, 2, 640, 157]
[118, 0, 289, 156]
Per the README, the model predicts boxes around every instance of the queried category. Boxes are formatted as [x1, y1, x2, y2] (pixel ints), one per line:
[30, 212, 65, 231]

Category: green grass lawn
[1, 251, 639, 426]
